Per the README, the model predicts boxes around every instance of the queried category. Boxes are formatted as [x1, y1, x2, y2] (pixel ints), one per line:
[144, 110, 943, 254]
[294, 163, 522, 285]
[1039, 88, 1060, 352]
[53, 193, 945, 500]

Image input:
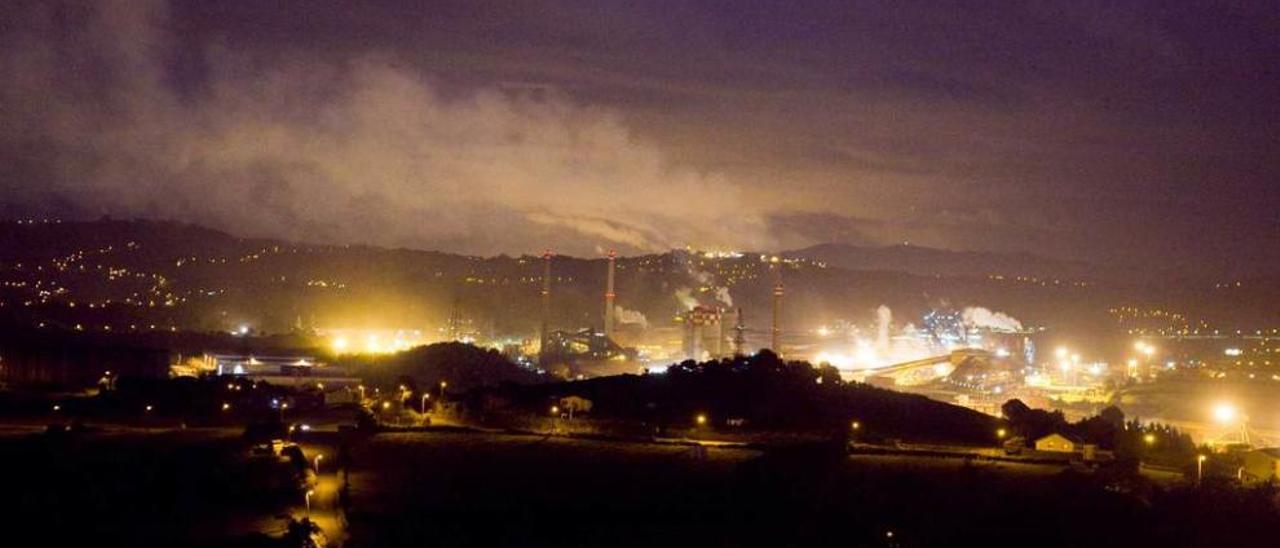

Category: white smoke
[875, 305, 892, 353]
[612, 305, 648, 328]
[675, 288, 698, 310]
[714, 287, 733, 307]
[961, 307, 1023, 332]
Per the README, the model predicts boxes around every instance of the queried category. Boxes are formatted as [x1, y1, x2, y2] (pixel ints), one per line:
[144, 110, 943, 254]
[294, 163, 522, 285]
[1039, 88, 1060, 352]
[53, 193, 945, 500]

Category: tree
[559, 396, 593, 419]
[281, 517, 325, 548]
[1098, 406, 1125, 428]
[1001, 399, 1032, 422]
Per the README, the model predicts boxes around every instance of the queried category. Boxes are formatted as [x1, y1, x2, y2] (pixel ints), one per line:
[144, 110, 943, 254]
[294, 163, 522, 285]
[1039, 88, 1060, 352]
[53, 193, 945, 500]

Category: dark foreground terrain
[4, 426, 1278, 547]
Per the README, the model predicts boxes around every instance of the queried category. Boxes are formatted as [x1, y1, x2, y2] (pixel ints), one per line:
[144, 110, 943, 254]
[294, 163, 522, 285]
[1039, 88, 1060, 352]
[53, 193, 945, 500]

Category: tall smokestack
[715, 309, 725, 358]
[539, 250, 554, 364]
[771, 282, 784, 356]
[732, 307, 746, 356]
[604, 250, 616, 338]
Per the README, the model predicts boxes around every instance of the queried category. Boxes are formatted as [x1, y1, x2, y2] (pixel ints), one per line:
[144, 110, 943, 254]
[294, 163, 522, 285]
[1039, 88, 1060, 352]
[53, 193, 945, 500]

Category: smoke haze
[0, 0, 770, 257]
[1, 1, 1276, 276]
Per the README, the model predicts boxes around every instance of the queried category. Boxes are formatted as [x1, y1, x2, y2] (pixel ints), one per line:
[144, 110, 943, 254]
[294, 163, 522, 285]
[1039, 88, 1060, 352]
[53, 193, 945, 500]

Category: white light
[1212, 403, 1239, 424]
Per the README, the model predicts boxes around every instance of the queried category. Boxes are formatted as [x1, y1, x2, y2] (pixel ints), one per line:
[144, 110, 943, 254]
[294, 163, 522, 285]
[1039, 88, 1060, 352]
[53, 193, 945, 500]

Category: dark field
[4, 427, 1276, 547]
[337, 432, 1180, 547]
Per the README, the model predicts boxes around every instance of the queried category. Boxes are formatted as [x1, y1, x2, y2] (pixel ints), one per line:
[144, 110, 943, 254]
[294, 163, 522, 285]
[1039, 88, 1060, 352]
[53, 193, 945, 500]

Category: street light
[314, 454, 323, 474]
[696, 414, 708, 426]
[305, 489, 315, 516]
[420, 393, 431, 414]
[221, 402, 231, 412]
[850, 421, 861, 431]
[997, 428, 1007, 439]
[550, 405, 559, 415]
[1143, 433, 1155, 445]
[439, 380, 448, 399]
[1197, 455, 1207, 483]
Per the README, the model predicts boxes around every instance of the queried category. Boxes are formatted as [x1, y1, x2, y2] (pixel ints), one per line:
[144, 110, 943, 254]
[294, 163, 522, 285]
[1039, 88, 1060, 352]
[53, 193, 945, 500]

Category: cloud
[0, 0, 771, 257]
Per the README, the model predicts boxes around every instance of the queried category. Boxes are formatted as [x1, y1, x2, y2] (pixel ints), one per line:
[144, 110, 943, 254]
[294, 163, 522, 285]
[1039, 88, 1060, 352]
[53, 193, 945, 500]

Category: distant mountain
[784, 243, 1108, 281]
[1, 219, 1273, 345]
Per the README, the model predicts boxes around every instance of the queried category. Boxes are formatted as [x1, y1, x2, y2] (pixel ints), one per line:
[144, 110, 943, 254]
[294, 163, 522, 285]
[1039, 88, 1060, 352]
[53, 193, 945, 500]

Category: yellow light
[1143, 433, 1155, 444]
[1212, 403, 1238, 424]
[331, 336, 349, 353]
[1198, 455, 1207, 463]
[1054, 347, 1068, 359]
[997, 428, 1007, 439]
[851, 421, 861, 430]
[696, 414, 708, 426]
[381, 401, 391, 410]
[222, 402, 231, 411]
[550, 405, 559, 415]
[365, 333, 383, 354]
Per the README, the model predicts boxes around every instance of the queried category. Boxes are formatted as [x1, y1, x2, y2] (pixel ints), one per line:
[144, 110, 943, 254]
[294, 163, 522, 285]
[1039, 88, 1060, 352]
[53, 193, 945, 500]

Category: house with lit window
[1241, 448, 1280, 483]
[1034, 433, 1080, 453]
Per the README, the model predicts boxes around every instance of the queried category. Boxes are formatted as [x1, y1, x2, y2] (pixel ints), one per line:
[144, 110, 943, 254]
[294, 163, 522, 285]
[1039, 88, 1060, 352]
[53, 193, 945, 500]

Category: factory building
[681, 306, 732, 361]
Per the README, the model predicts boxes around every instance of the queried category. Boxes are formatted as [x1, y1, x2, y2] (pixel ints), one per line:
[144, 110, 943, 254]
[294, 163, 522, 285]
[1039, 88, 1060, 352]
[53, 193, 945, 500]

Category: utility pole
[604, 250, 616, 338]
[539, 250, 554, 365]
[732, 307, 746, 356]
[771, 281, 784, 357]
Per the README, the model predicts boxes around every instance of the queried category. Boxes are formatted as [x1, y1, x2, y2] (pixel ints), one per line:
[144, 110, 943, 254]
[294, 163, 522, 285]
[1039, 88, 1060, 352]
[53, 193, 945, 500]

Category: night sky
[1, 1, 1276, 275]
